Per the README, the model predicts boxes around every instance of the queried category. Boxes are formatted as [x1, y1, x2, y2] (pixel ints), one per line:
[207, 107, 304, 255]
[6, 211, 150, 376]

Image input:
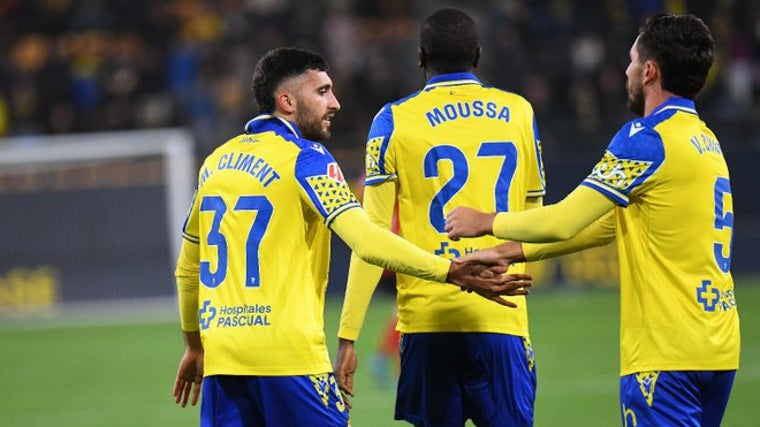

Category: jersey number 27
[424, 142, 517, 232]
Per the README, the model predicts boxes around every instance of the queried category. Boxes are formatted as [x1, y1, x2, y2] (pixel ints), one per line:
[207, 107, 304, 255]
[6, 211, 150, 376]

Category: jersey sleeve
[175, 238, 201, 331]
[581, 120, 665, 207]
[364, 104, 397, 186]
[525, 110, 547, 198]
[492, 185, 615, 242]
[176, 186, 201, 332]
[338, 181, 397, 341]
[181, 188, 200, 244]
[522, 210, 616, 261]
[295, 142, 361, 226]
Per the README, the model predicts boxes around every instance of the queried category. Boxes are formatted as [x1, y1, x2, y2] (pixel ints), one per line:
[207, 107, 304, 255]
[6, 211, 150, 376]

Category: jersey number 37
[199, 195, 273, 289]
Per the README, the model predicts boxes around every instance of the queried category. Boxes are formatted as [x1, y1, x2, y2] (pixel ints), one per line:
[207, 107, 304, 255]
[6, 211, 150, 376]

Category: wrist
[445, 260, 458, 284]
[183, 331, 204, 351]
[485, 212, 497, 235]
[501, 242, 526, 263]
[338, 337, 355, 347]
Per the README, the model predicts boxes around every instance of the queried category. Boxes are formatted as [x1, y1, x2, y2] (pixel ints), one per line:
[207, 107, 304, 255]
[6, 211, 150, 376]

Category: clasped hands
[444, 207, 530, 307]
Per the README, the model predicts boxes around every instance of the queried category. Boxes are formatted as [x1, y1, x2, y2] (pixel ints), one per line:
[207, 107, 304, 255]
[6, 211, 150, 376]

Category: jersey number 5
[200, 195, 273, 288]
[713, 177, 733, 273]
[424, 142, 517, 232]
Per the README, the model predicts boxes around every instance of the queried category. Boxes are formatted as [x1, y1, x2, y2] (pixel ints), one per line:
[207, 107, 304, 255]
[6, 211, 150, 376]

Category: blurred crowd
[1, 0, 758, 162]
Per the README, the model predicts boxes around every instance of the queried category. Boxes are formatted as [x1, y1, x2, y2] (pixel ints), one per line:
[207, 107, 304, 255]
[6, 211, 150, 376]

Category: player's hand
[447, 259, 532, 307]
[333, 338, 357, 410]
[456, 242, 526, 266]
[173, 348, 204, 408]
[445, 207, 495, 240]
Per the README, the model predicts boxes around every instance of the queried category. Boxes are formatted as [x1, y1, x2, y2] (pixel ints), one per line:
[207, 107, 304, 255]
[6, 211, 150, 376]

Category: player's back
[370, 73, 545, 335]
[588, 98, 740, 374]
[189, 116, 339, 377]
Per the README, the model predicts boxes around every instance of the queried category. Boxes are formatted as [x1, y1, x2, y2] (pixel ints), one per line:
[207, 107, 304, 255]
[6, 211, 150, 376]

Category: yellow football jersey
[177, 115, 359, 376]
[582, 97, 740, 375]
[365, 72, 545, 335]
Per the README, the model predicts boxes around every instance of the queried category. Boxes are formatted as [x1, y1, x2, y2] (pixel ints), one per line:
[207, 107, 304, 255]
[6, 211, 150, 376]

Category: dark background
[1, 0, 757, 304]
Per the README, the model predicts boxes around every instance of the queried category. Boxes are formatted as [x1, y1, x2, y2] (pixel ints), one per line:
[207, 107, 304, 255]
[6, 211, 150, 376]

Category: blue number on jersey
[424, 146, 469, 233]
[713, 177, 733, 273]
[477, 142, 518, 212]
[234, 196, 273, 287]
[200, 195, 273, 288]
[424, 142, 518, 233]
[200, 196, 228, 288]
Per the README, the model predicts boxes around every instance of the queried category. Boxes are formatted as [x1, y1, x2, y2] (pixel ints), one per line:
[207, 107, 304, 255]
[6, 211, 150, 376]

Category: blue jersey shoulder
[607, 114, 669, 165]
[294, 139, 338, 179]
[583, 114, 672, 206]
[367, 90, 421, 140]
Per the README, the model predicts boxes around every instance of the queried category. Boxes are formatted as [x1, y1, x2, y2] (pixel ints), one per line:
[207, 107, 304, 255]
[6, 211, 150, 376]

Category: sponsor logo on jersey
[198, 300, 273, 329]
[199, 300, 217, 330]
[697, 280, 737, 312]
[628, 122, 645, 137]
[327, 162, 345, 183]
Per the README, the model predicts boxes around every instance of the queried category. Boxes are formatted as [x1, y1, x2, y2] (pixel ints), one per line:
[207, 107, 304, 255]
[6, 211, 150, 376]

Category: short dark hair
[252, 47, 328, 113]
[636, 13, 715, 100]
[420, 8, 479, 73]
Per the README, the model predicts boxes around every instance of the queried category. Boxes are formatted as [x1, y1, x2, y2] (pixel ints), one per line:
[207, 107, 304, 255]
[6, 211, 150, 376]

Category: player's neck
[424, 69, 438, 81]
[643, 89, 676, 117]
[271, 111, 295, 124]
[424, 68, 473, 81]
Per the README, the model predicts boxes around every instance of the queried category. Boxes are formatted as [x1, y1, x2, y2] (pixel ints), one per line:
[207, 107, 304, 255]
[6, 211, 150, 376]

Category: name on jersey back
[425, 100, 510, 128]
[199, 151, 282, 189]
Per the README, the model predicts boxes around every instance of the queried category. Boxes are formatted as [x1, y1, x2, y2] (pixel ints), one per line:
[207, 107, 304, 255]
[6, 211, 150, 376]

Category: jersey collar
[243, 114, 303, 139]
[424, 72, 482, 90]
[650, 96, 698, 117]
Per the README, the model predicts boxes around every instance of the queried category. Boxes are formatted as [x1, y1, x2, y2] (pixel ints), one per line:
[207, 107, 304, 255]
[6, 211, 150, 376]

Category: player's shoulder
[202, 134, 242, 163]
[293, 138, 347, 186]
[480, 87, 537, 121]
[484, 85, 530, 101]
[614, 102, 692, 143]
[292, 138, 344, 179]
[608, 117, 665, 161]
[481, 85, 533, 107]
[369, 90, 422, 128]
[380, 90, 424, 114]
[613, 116, 661, 144]
[289, 136, 331, 159]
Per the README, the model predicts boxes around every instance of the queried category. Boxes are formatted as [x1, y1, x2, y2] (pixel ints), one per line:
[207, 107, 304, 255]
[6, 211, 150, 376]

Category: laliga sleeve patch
[588, 150, 654, 193]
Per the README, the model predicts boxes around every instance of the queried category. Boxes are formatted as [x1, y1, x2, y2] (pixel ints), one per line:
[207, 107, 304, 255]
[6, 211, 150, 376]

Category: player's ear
[642, 59, 659, 87]
[418, 47, 426, 69]
[276, 91, 296, 114]
[473, 46, 481, 69]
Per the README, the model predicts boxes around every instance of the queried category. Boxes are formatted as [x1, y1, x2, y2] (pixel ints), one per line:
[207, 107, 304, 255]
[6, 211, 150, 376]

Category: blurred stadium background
[0, 0, 758, 426]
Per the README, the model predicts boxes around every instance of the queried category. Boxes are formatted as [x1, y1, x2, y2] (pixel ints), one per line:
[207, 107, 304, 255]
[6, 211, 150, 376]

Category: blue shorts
[200, 373, 349, 427]
[620, 370, 736, 427]
[395, 333, 536, 427]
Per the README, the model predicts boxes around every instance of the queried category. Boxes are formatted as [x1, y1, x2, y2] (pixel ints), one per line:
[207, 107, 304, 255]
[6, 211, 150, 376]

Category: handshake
[445, 241, 530, 308]
[442, 206, 530, 307]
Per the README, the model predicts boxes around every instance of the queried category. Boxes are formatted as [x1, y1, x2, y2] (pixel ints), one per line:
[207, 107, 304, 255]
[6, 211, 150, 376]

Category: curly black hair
[252, 48, 328, 113]
[636, 13, 715, 100]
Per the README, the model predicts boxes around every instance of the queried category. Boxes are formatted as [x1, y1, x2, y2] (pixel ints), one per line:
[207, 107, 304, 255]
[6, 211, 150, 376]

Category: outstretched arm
[458, 210, 616, 266]
[330, 207, 532, 305]
[446, 186, 615, 243]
